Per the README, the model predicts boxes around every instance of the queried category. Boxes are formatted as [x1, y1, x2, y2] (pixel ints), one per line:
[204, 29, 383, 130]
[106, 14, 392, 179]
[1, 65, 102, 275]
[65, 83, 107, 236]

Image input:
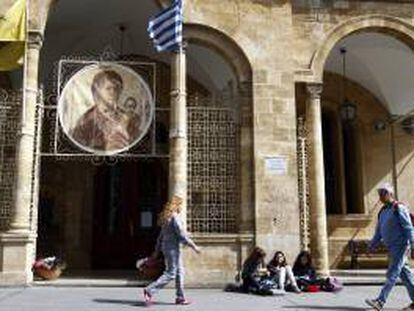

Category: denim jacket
[370, 202, 414, 251]
[155, 213, 194, 251]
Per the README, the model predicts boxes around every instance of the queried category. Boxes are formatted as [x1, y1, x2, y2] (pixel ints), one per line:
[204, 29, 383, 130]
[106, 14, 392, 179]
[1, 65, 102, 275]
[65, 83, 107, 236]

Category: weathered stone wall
[292, 1, 414, 74]
[186, 0, 301, 273]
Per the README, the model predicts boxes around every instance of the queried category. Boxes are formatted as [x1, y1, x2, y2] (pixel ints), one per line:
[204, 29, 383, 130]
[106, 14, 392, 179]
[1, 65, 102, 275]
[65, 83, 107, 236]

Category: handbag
[136, 254, 165, 280]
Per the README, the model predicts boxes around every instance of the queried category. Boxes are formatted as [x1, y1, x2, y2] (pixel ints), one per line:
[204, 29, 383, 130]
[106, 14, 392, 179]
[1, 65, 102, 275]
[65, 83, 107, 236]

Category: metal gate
[0, 89, 42, 232]
[188, 93, 240, 233]
[0, 90, 21, 230]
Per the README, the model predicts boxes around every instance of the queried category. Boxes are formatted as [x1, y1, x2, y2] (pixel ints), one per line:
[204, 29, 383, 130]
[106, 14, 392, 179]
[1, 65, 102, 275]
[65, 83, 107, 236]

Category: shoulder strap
[390, 201, 413, 227]
[378, 205, 387, 220]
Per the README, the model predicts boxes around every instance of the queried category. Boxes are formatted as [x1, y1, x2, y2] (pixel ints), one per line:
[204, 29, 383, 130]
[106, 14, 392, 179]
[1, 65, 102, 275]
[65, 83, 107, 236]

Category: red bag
[136, 256, 165, 280]
[307, 285, 320, 292]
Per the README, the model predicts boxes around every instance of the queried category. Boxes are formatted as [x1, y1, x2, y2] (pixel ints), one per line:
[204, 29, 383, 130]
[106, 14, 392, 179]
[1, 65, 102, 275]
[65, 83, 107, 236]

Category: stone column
[169, 46, 187, 227]
[10, 31, 42, 233]
[0, 30, 43, 285]
[306, 83, 329, 276]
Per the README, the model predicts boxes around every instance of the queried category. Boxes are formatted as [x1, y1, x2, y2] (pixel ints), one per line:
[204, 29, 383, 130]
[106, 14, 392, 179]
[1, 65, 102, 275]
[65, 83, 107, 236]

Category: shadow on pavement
[283, 306, 366, 311]
[94, 298, 176, 307]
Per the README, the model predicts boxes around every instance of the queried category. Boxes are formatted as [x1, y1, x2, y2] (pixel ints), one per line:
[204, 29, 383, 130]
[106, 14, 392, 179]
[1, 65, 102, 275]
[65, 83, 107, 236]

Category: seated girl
[241, 247, 266, 293]
[267, 251, 301, 293]
[292, 251, 341, 292]
[293, 251, 320, 291]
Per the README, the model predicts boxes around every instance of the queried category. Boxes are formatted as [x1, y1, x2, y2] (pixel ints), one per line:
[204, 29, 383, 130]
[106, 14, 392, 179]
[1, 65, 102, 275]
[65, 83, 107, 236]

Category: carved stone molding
[306, 83, 323, 99]
[27, 30, 44, 50]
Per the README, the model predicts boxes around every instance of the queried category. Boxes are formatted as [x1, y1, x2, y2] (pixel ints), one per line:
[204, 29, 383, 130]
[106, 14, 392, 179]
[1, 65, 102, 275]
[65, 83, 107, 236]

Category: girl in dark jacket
[292, 251, 319, 291]
[241, 247, 266, 293]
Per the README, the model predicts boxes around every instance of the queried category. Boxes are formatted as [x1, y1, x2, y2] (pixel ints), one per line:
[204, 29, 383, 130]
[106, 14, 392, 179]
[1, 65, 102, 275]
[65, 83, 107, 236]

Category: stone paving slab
[0, 286, 413, 311]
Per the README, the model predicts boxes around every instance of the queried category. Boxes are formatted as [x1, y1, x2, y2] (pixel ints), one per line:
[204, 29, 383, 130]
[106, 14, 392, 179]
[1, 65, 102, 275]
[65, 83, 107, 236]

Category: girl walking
[143, 196, 201, 306]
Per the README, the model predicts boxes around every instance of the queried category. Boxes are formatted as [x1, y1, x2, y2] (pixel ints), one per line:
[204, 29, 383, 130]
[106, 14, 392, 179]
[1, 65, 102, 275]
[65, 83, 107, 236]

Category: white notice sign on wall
[141, 211, 153, 228]
[265, 156, 288, 176]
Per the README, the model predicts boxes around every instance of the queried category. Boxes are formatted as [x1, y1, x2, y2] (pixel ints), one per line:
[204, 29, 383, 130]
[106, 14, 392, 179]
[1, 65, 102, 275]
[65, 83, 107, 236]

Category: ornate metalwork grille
[297, 117, 310, 250]
[188, 94, 240, 233]
[0, 90, 22, 230]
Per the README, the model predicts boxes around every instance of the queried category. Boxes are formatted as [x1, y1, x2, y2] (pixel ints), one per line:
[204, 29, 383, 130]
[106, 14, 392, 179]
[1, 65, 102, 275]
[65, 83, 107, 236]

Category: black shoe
[365, 298, 384, 311]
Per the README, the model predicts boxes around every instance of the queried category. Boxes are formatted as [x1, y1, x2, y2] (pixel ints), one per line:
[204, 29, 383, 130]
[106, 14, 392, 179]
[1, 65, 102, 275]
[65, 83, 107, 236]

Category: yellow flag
[0, 0, 26, 71]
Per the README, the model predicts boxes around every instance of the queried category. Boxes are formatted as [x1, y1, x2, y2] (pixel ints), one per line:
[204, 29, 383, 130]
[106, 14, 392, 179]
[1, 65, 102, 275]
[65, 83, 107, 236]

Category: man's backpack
[378, 201, 414, 226]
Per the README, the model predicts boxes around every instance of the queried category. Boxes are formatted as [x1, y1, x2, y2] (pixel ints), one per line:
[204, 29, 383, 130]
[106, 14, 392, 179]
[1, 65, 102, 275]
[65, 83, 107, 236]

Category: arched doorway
[305, 16, 414, 268]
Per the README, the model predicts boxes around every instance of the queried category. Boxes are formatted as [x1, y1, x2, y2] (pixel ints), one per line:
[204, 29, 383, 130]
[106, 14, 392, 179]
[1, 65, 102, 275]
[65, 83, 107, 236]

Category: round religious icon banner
[58, 63, 154, 155]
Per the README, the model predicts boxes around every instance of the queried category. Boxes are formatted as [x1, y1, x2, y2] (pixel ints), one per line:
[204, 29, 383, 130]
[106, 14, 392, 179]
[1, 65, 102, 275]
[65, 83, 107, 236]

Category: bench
[348, 240, 388, 269]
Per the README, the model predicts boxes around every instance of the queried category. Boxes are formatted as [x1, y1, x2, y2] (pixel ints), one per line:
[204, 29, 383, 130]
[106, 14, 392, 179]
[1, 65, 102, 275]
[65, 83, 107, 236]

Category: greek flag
[148, 0, 183, 52]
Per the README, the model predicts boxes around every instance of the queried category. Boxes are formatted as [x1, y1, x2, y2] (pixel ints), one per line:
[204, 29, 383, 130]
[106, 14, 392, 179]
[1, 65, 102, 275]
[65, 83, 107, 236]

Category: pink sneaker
[175, 297, 192, 305]
[143, 289, 153, 306]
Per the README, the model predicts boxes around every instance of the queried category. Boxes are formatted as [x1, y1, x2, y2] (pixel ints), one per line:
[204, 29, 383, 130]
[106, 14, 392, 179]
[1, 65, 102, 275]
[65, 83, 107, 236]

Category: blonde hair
[158, 195, 183, 226]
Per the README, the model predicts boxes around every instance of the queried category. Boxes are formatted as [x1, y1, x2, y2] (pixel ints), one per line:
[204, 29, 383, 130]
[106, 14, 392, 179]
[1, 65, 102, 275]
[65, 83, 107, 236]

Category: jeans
[377, 245, 414, 304]
[272, 266, 298, 290]
[145, 247, 184, 298]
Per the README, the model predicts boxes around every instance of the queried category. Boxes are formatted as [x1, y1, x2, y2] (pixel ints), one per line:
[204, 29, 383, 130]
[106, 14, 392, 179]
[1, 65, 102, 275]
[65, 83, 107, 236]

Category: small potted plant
[32, 256, 66, 280]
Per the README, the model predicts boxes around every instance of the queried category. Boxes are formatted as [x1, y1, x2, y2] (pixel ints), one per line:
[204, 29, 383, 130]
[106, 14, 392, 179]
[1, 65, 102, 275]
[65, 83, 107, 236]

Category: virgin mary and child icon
[58, 63, 154, 155]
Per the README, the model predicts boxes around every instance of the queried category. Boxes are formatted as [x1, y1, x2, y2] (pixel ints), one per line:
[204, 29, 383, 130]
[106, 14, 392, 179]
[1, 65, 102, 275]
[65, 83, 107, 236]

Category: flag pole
[168, 37, 188, 228]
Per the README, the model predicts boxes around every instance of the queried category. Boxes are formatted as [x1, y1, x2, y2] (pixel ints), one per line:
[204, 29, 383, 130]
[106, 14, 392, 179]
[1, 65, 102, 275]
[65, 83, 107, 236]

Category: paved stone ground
[0, 286, 413, 311]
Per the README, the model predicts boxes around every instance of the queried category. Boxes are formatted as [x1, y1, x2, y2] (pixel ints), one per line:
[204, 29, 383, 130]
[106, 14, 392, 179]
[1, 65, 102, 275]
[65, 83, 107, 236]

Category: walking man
[365, 183, 414, 310]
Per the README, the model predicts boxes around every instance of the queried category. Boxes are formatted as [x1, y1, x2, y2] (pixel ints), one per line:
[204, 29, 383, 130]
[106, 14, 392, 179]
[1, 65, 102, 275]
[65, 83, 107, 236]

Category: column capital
[27, 30, 44, 50]
[306, 83, 323, 99]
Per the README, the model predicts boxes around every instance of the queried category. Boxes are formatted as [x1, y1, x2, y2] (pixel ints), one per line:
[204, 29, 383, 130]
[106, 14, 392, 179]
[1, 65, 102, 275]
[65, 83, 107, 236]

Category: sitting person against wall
[267, 251, 301, 293]
[292, 251, 343, 293]
[241, 246, 267, 293]
[292, 251, 320, 291]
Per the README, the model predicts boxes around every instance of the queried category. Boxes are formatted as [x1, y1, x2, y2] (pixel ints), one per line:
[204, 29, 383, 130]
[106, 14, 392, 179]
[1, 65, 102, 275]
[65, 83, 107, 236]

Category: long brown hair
[245, 246, 266, 264]
[293, 251, 313, 271]
[270, 251, 287, 267]
[158, 195, 183, 226]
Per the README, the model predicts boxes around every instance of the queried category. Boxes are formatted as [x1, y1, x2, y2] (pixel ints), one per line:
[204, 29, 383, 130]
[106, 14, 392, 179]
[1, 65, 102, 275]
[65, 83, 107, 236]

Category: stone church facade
[0, 0, 414, 285]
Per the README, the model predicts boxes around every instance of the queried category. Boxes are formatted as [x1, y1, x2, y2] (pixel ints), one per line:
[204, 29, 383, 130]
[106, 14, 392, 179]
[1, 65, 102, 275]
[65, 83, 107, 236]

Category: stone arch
[310, 15, 414, 83]
[183, 22, 254, 236]
[184, 23, 252, 83]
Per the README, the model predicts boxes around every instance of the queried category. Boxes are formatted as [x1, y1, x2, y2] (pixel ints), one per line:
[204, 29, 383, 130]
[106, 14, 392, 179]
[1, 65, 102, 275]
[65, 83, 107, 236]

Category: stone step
[331, 269, 386, 277]
[331, 269, 396, 285]
[31, 270, 401, 287]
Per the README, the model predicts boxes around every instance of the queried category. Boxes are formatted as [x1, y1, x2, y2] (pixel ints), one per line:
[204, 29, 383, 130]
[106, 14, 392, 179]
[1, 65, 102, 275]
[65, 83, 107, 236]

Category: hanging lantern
[339, 47, 357, 122]
[340, 98, 357, 122]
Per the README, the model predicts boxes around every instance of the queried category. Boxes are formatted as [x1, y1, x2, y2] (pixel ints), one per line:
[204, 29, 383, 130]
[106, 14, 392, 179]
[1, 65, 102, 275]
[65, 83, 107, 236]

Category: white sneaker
[271, 288, 286, 295]
[365, 299, 384, 310]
